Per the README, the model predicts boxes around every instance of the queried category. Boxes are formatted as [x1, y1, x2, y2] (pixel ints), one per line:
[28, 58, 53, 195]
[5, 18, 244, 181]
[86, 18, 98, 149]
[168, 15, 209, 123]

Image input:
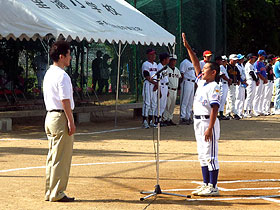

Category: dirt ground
[1, 106, 280, 210]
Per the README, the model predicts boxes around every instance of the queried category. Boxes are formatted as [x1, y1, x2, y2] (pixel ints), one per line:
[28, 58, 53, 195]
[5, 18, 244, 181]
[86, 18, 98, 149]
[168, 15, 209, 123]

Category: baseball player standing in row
[142, 49, 158, 129]
[244, 53, 259, 118]
[217, 56, 231, 120]
[226, 54, 241, 120]
[235, 54, 247, 118]
[163, 55, 181, 126]
[273, 58, 280, 114]
[179, 54, 196, 125]
[200, 50, 212, 70]
[155, 53, 170, 126]
[263, 55, 275, 115]
[253, 50, 268, 116]
[182, 33, 221, 196]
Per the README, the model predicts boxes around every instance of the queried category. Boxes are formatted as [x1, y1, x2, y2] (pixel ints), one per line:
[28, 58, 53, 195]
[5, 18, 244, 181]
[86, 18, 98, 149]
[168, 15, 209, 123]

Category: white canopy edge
[0, 0, 175, 46]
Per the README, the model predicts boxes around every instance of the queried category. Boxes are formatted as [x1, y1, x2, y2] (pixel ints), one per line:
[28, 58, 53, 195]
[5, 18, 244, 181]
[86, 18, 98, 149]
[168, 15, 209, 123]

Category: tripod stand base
[140, 185, 191, 201]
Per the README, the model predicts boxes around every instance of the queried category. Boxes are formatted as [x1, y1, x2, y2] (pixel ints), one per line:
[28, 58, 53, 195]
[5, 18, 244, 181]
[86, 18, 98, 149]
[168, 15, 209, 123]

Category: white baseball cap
[221, 55, 228, 61]
[170, 54, 177, 60]
[229, 54, 238, 60]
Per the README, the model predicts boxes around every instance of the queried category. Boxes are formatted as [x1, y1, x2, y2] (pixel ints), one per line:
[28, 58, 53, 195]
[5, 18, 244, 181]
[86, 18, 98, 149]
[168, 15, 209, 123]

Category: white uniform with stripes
[235, 63, 246, 116]
[155, 63, 169, 116]
[142, 61, 158, 117]
[193, 77, 220, 171]
[244, 61, 257, 112]
[180, 59, 196, 120]
[219, 65, 229, 112]
[163, 66, 181, 121]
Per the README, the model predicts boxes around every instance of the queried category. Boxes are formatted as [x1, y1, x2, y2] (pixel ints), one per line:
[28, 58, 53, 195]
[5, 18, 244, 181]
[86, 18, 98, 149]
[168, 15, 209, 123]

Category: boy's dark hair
[206, 61, 220, 83]
[49, 40, 70, 62]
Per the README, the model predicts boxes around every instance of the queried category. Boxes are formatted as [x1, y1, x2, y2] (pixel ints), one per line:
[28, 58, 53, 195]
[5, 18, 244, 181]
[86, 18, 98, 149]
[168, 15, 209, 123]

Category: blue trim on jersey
[211, 127, 216, 170]
[210, 102, 220, 107]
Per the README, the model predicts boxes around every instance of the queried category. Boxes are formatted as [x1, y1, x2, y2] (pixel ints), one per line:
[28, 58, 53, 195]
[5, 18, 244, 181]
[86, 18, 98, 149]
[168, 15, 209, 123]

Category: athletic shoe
[226, 114, 233, 120]
[274, 109, 280, 115]
[191, 183, 208, 196]
[169, 120, 177, 126]
[142, 120, 149, 129]
[244, 113, 252, 118]
[252, 112, 260, 117]
[149, 120, 157, 128]
[179, 118, 189, 125]
[220, 115, 230, 120]
[233, 114, 240, 120]
[198, 184, 219, 196]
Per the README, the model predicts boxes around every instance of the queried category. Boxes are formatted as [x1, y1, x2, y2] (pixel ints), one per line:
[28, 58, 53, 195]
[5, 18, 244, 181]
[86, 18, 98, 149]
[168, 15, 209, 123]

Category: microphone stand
[140, 65, 191, 201]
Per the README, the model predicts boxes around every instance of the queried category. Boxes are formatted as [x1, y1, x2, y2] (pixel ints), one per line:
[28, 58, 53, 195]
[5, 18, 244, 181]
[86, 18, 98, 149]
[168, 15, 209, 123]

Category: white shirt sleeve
[58, 73, 72, 100]
[209, 84, 221, 107]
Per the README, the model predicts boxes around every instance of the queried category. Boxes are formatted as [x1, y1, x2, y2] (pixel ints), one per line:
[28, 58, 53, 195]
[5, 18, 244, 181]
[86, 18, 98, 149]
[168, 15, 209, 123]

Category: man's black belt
[168, 87, 177, 91]
[223, 82, 227, 84]
[161, 82, 169, 85]
[49, 110, 64, 113]
[194, 115, 210, 119]
[187, 79, 195, 82]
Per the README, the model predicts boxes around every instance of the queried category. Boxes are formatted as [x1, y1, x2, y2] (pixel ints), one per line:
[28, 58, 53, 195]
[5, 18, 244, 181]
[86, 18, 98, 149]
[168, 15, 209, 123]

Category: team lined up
[141, 48, 280, 128]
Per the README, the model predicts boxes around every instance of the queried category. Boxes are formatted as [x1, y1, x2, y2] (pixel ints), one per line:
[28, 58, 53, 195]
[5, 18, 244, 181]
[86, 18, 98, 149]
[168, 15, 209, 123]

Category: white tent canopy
[0, 0, 175, 46]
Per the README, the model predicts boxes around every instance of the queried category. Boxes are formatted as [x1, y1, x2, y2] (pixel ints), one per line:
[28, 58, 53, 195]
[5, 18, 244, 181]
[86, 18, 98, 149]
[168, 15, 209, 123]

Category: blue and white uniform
[142, 61, 158, 117]
[253, 61, 267, 115]
[180, 59, 196, 121]
[193, 77, 220, 172]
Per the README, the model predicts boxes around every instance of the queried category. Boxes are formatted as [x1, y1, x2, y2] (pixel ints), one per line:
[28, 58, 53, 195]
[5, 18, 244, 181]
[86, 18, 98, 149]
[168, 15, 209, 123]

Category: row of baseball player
[141, 48, 280, 128]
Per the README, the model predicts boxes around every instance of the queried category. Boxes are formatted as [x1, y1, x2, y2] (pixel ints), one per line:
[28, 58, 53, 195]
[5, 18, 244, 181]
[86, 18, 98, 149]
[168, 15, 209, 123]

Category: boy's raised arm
[182, 33, 201, 76]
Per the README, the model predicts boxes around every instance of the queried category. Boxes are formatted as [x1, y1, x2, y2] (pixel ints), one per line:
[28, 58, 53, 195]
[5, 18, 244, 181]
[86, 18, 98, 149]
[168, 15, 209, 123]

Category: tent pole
[115, 42, 122, 126]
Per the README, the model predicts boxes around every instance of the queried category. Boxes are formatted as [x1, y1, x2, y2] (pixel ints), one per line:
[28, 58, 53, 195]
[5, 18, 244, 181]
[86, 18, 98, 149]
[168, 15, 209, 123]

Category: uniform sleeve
[220, 65, 226, 75]
[209, 84, 220, 107]
[179, 61, 185, 74]
[58, 73, 72, 100]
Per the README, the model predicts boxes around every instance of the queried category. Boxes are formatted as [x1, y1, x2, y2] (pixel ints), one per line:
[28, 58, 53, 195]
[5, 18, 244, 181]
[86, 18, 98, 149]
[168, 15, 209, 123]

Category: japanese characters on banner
[30, 0, 142, 31]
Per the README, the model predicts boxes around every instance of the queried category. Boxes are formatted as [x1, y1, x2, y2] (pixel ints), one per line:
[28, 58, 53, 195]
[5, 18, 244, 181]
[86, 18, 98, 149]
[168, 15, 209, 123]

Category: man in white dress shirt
[43, 40, 75, 202]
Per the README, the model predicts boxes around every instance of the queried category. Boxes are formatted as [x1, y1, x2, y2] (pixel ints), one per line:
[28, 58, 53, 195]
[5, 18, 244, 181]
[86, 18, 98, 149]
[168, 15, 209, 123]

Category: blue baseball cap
[258, 50, 267, 57]
[237, 54, 245, 59]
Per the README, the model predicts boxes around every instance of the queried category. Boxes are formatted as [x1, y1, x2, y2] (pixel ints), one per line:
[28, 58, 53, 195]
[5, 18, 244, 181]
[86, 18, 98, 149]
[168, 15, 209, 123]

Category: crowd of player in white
[142, 48, 279, 129]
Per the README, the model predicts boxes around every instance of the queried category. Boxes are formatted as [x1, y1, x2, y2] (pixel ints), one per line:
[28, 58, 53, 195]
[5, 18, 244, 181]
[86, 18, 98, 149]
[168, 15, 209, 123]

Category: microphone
[151, 65, 168, 79]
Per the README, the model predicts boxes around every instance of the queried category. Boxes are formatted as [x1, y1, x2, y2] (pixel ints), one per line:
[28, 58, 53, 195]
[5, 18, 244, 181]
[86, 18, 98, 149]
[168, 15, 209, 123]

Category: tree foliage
[226, 0, 280, 55]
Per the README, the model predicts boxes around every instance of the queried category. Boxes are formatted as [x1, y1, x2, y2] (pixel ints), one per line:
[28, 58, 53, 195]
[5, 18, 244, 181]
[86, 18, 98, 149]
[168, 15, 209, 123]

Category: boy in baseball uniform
[216, 56, 231, 120]
[162, 55, 181, 126]
[253, 50, 268, 116]
[155, 53, 170, 126]
[183, 33, 221, 196]
[179, 55, 196, 125]
[142, 49, 158, 128]
[244, 53, 259, 118]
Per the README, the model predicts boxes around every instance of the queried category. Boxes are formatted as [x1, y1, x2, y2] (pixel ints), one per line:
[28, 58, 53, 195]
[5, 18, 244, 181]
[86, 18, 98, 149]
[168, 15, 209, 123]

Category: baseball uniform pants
[180, 80, 194, 120]
[155, 85, 168, 116]
[219, 83, 228, 112]
[253, 80, 264, 114]
[274, 78, 280, 110]
[194, 118, 220, 171]
[142, 81, 157, 117]
[45, 112, 74, 202]
[263, 80, 273, 113]
[226, 85, 237, 115]
[235, 85, 246, 116]
[163, 89, 177, 121]
[244, 80, 256, 112]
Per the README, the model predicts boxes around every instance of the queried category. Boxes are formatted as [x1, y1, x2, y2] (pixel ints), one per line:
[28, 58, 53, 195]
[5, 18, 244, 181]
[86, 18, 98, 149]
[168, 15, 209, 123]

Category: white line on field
[187, 195, 280, 202]
[0, 127, 142, 141]
[262, 197, 280, 204]
[1, 159, 280, 173]
[162, 187, 280, 192]
[192, 179, 280, 184]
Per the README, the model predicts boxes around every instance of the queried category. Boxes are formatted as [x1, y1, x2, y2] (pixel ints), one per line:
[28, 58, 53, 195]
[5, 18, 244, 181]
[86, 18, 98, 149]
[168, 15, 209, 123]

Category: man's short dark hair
[206, 61, 220, 83]
[49, 40, 70, 62]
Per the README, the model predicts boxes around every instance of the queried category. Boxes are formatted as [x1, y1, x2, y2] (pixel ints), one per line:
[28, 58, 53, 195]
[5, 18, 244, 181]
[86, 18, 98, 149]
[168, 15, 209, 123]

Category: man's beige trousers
[44, 112, 74, 202]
